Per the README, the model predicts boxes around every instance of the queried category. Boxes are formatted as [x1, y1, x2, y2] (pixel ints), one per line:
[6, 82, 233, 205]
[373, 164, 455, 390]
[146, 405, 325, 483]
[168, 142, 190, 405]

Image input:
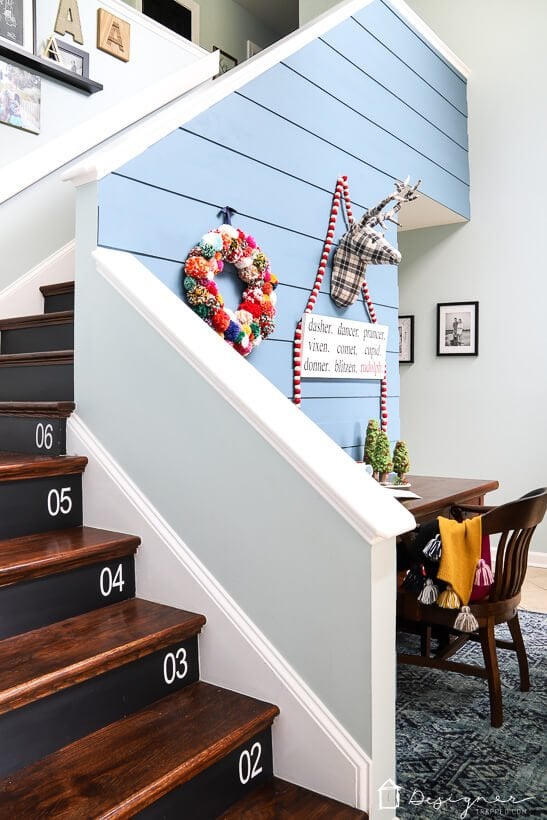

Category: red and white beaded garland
[292, 175, 389, 432]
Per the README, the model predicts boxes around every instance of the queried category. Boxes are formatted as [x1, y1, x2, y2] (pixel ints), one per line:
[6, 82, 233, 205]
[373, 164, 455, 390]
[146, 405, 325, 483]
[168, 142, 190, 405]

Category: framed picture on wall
[0, 58, 40, 133]
[398, 315, 414, 363]
[437, 301, 479, 356]
[214, 46, 237, 76]
[53, 39, 89, 77]
[0, 0, 36, 53]
[138, 0, 200, 44]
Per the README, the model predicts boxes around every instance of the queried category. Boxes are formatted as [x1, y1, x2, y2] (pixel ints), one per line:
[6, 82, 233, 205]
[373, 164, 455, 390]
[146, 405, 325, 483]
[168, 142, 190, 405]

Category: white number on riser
[99, 564, 125, 597]
[35, 423, 54, 450]
[238, 742, 263, 785]
[47, 487, 72, 517]
[163, 648, 188, 684]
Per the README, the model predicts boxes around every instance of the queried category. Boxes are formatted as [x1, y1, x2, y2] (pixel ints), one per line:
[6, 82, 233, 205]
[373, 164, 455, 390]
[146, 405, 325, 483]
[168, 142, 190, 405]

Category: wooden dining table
[398, 475, 500, 526]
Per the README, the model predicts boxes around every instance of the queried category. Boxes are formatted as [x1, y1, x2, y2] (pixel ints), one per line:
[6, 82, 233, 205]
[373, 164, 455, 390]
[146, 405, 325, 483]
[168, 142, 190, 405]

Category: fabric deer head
[330, 178, 420, 308]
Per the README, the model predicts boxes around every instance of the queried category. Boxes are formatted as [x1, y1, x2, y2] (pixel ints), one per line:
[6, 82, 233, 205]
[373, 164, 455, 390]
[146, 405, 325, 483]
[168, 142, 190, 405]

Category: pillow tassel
[437, 585, 461, 609]
[475, 558, 494, 586]
[418, 578, 438, 604]
[454, 605, 479, 633]
[423, 534, 442, 561]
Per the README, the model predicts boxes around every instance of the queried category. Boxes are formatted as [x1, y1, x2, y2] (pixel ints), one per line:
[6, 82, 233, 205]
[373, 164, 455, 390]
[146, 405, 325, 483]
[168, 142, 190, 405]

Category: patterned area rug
[396, 610, 546, 819]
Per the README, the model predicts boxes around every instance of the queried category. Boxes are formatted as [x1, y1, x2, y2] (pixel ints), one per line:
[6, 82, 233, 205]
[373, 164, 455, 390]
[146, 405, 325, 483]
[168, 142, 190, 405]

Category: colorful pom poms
[246, 235, 257, 249]
[212, 310, 231, 333]
[475, 559, 494, 586]
[437, 585, 461, 609]
[454, 606, 479, 633]
[418, 578, 439, 605]
[199, 241, 216, 259]
[225, 321, 241, 343]
[183, 276, 196, 292]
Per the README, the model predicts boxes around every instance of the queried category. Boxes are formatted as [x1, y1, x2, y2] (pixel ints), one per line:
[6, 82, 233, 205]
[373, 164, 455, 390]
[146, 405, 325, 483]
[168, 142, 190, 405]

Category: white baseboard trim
[528, 551, 547, 569]
[67, 412, 370, 811]
[0, 241, 75, 317]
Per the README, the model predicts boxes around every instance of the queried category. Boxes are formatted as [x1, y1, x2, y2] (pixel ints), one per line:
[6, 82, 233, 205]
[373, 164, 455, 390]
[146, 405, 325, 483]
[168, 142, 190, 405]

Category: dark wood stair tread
[0, 598, 206, 715]
[0, 452, 87, 482]
[220, 777, 368, 818]
[39, 282, 75, 297]
[0, 311, 74, 331]
[0, 401, 75, 417]
[0, 682, 279, 817]
[0, 350, 74, 367]
[0, 525, 139, 586]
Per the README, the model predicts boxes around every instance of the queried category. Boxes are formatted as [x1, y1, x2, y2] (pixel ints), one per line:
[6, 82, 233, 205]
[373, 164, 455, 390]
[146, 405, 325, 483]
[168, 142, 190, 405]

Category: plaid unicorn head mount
[330, 178, 420, 308]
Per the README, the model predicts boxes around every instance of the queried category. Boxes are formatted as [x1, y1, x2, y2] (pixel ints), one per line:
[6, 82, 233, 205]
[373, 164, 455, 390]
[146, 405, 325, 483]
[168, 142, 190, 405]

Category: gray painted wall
[399, 0, 547, 551]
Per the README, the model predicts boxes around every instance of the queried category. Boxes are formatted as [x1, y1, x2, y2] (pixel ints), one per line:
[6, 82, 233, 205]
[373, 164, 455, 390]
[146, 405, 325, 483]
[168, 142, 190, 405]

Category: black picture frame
[53, 39, 89, 78]
[398, 315, 414, 363]
[0, 0, 36, 54]
[437, 301, 479, 356]
[214, 46, 237, 76]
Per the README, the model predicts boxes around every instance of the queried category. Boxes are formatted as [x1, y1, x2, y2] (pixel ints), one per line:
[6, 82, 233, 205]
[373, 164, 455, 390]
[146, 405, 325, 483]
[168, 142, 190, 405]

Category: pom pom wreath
[182, 226, 279, 357]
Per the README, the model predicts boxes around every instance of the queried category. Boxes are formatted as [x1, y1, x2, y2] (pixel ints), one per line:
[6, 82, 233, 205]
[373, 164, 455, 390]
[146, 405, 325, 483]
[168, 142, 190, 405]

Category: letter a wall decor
[97, 9, 131, 62]
[54, 0, 84, 44]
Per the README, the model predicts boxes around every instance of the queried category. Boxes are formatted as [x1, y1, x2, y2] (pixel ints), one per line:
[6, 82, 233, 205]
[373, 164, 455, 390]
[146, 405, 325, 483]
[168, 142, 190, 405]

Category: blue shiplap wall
[98, 0, 468, 459]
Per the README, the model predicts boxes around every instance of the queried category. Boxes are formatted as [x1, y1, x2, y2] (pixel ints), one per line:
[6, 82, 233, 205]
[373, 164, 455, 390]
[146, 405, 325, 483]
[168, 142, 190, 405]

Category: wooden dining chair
[397, 488, 547, 727]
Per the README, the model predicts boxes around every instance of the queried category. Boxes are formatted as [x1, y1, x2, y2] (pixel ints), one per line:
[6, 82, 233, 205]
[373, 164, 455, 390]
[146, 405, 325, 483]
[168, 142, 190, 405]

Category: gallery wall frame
[0, 0, 36, 54]
[49, 38, 89, 77]
[0, 57, 40, 133]
[437, 301, 479, 356]
[398, 315, 414, 363]
[214, 46, 237, 76]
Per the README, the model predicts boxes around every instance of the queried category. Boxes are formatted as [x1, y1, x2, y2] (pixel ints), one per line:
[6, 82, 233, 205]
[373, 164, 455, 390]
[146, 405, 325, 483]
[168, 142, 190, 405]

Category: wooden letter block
[55, 0, 84, 44]
[97, 9, 131, 63]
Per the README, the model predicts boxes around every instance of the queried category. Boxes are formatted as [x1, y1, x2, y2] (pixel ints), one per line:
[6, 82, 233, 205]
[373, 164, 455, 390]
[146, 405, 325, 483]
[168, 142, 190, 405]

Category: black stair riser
[0, 323, 74, 355]
[43, 292, 74, 314]
[137, 728, 274, 820]
[0, 474, 82, 540]
[0, 363, 73, 401]
[0, 636, 199, 778]
[0, 555, 135, 639]
[0, 416, 66, 455]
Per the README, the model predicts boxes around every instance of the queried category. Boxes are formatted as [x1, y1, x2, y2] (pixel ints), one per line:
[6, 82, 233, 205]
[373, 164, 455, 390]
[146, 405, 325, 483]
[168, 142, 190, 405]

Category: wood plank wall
[98, 0, 468, 459]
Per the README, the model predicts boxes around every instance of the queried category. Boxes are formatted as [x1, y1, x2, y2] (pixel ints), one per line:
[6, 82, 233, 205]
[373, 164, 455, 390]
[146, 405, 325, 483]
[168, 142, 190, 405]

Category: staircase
[0, 282, 367, 817]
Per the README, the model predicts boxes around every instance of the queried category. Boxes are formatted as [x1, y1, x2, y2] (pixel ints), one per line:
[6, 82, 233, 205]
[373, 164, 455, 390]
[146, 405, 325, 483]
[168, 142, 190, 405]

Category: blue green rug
[396, 610, 546, 819]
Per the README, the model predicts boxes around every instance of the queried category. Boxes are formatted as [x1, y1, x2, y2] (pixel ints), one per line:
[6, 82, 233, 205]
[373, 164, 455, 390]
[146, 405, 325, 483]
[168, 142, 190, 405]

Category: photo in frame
[398, 315, 414, 363]
[214, 46, 237, 76]
[0, 57, 40, 133]
[0, 0, 35, 53]
[52, 39, 89, 77]
[437, 301, 479, 356]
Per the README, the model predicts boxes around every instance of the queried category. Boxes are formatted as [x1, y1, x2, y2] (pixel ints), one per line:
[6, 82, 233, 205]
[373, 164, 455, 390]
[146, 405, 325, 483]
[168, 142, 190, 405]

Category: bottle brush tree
[372, 429, 392, 478]
[363, 418, 380, 465]
[392, 440, 410, 481]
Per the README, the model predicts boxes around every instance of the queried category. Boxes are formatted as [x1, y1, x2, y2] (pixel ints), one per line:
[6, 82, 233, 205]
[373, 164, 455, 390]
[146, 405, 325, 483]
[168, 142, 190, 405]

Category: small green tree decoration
[372, 429, 392, 480]
[392, 440, 410, 483]
[363, 419, 380, 465]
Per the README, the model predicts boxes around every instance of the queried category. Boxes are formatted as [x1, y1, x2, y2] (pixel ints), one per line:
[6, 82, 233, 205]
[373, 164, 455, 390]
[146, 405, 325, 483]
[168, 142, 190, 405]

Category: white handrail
[94, 247, 416, 545]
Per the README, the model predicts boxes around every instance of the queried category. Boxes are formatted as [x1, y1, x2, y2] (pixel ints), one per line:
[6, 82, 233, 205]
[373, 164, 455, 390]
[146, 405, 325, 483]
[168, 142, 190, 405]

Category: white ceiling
[233, 0, 299, 36]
